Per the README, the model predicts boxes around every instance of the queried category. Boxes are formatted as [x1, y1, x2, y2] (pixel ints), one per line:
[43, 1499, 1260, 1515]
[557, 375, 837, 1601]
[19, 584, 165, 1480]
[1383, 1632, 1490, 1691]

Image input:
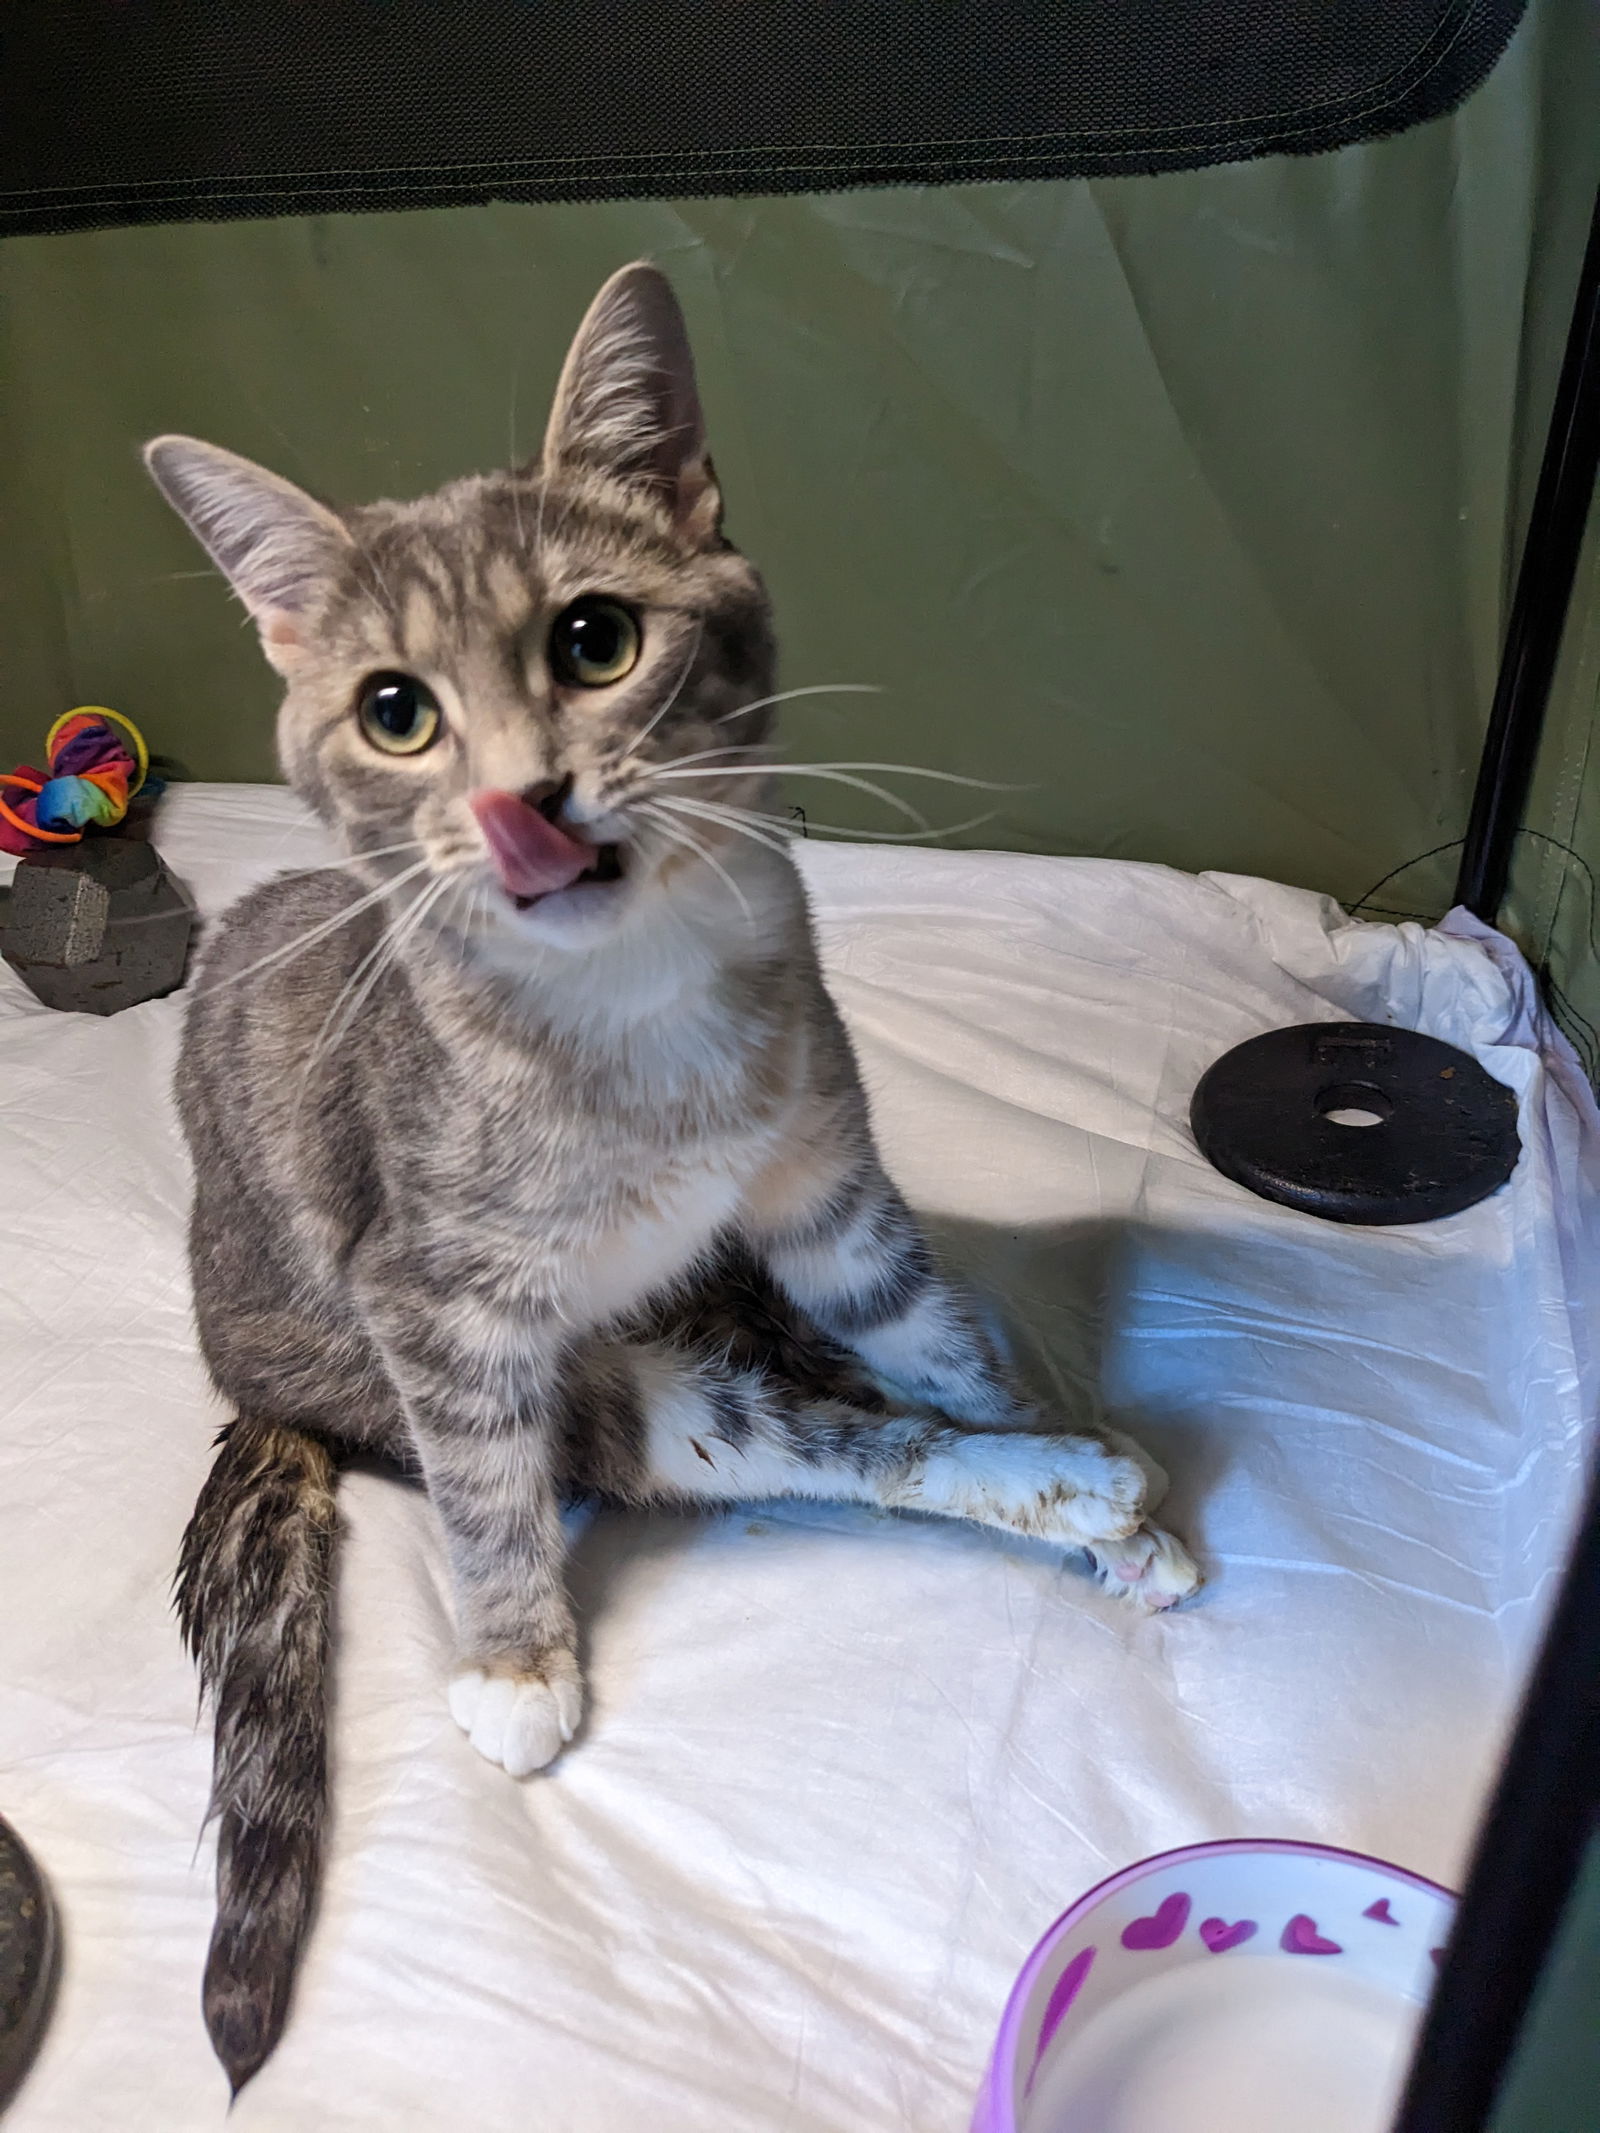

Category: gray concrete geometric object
[2, 836, 195, 1014]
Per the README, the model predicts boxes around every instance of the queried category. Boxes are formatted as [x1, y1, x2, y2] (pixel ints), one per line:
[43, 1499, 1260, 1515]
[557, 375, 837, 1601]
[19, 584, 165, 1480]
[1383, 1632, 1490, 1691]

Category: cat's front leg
[741, 1145, 1201, 1608]
[742, 1145, 1047, 1429]
[430, 1406, 581, 1780]
[355, 1262, 580, 1777]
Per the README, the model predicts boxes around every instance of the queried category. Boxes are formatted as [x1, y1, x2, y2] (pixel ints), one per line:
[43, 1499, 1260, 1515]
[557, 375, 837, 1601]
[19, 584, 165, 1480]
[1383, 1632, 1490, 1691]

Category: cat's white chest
[566, 1160, 745, 1324]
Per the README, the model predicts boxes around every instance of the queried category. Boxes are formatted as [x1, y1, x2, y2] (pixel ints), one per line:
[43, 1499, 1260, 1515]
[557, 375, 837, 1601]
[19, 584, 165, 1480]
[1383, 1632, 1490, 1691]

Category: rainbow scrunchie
[0, 709, 153, 856]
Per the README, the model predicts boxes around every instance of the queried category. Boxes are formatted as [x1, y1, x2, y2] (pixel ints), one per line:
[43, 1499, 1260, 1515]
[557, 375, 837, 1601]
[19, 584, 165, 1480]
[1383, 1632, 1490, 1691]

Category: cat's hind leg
[568, 1342, 1198, 1609]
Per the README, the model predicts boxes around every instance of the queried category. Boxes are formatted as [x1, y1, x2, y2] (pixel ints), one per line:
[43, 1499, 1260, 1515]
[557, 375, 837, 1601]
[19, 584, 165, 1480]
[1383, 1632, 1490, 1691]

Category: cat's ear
[541, 263, 721, 543]
[143, 436, 353, 674]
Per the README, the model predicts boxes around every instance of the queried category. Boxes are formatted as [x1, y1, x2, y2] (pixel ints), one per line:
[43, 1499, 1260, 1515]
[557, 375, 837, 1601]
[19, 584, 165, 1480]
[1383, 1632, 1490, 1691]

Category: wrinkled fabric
[1, 786, 1594, 2133]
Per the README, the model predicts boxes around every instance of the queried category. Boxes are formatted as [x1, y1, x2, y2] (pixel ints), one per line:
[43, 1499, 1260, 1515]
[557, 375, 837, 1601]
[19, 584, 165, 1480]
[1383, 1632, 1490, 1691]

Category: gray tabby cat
[147, 264, 1199, 2094]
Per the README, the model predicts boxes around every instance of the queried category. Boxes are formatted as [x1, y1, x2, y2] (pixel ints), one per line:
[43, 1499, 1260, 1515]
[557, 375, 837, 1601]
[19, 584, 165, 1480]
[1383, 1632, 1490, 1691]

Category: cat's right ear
[541, 264, 721, 544]
[143, 436, 352, 674]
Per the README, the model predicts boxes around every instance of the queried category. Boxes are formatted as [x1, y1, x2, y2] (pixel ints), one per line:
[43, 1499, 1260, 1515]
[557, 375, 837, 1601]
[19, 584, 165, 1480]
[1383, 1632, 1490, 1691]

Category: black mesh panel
[0, 0, 1529, 238]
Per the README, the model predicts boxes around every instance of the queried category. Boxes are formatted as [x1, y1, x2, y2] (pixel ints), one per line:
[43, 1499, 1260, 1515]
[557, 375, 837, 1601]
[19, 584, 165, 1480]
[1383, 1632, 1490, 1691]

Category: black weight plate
[1191, 1022, 1520, 1226]
[0, 1815, 56, 2111]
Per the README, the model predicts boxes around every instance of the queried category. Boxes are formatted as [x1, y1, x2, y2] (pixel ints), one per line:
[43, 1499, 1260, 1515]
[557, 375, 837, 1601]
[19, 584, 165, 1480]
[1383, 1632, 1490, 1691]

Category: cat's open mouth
[511, 842, 625, 910]
[469, 787, 627, 910]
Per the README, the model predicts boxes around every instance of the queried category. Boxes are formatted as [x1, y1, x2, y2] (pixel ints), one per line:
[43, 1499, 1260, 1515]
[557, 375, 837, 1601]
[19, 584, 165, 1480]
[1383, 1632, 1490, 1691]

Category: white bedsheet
[2, 786, 1595, 2132]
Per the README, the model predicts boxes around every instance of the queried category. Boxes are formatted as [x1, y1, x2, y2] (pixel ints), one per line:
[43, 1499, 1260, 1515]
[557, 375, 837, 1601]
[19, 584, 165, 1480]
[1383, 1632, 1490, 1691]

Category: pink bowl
[972, 1840, 1456, 2133]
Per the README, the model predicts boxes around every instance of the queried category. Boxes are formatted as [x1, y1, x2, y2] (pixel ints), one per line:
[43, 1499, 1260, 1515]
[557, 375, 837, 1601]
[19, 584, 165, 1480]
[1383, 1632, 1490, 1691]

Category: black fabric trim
[0, 1, 1529, 240]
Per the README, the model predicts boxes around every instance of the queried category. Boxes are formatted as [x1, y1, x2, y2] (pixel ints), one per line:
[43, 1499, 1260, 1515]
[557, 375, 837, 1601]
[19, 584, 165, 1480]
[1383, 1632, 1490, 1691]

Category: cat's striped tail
[174, 1416, 340, 2095]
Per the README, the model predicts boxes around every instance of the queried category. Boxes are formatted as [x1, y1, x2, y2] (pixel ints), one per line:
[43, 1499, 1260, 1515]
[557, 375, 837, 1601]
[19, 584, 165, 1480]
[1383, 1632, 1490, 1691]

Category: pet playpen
[0, 3, 1597, 2126]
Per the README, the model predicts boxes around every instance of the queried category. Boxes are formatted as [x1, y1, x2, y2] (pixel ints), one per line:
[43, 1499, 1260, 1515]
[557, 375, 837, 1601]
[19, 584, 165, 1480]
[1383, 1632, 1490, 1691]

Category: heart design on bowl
[1364, 1899, 1400, 1925]
[1120, 1892, 1191, 1951]
[1281, 1913, 1342, 1956]
[1199, 1916, 1258, 1954]
[1034, 1948, 1096, 2063]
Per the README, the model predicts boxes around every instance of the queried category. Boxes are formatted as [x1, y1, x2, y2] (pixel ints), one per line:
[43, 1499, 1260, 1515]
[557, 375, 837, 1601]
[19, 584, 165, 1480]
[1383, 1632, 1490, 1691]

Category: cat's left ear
[144, 435, 354, 674]
[541, 263, 722, 545]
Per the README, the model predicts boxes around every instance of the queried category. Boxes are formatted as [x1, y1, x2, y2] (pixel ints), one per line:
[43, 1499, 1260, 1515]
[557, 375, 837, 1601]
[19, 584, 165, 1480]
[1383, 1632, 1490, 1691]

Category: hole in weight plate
[1316, 1081, 1393, 1129]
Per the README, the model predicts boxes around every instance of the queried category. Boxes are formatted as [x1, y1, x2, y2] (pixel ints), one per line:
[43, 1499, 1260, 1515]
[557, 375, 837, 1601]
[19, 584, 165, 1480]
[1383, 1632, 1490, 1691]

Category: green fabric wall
[0, 1, 1595, 992]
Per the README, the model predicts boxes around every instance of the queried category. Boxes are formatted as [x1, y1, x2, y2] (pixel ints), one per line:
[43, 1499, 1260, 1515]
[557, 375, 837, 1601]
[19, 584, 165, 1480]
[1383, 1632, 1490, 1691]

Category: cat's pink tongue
[470, 789, 595, 899]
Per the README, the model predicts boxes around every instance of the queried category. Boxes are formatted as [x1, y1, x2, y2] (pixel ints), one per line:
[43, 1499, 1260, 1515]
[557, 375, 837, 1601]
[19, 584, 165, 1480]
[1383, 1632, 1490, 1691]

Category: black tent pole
[1453, 182, 1600, 925]
[1388, 1458, 1600, 2133]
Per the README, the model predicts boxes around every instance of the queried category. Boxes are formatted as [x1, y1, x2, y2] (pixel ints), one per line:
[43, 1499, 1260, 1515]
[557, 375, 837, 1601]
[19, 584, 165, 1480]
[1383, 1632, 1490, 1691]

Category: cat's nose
[519, 774, 574, 825]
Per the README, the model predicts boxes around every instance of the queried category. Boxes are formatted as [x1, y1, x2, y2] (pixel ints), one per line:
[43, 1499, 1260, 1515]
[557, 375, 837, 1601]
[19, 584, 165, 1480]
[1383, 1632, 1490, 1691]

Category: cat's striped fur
[149, 264, 1199, 2094]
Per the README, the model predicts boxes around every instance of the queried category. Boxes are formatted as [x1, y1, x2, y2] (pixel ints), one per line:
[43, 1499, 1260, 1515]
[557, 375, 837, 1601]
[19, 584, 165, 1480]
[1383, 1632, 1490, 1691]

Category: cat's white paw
[449, 1657, 582, 1777]
[904, 1430, 1148, 1547]
[1102, 1427, 1170, 1514]
[1085, 1521, 1202, 1611]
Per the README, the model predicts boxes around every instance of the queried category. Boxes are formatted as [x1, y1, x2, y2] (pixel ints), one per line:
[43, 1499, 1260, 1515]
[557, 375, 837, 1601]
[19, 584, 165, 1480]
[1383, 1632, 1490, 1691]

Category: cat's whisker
[628, 746, 1025, 823]
[635, 801, 753, 921]
[315, 837, 430, 873]
[649, 794, 796, 860]
[269, 840, 431, 898]
[386, 868, 460, 963]
[351, 537, 402, 624]
[653, 763, 930, 830]
[196, 860, 433, 996]
[630, 618, 705, 753]
[463, 878, 489, 948]
[296, 883, 428, 1095]
[434, 876, 470, 966]
[656, 791, 999, 849]
[759, 807, 1000, 845]
[300, 870, 459, 1092]
[385, 874, 459, 991]
[533, 447, 553, 561]
[634, 739, 778, 775]
[711, 683, 882, 726]
[448, 870, 486, 964]
[783, 761, 1031, 794]
[460, 876, 489, 957]
[508, 360, 527, 549]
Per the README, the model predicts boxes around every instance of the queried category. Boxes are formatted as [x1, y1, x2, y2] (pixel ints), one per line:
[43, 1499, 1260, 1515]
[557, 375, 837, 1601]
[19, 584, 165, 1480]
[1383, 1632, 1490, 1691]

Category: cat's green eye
[356, 672, 442, 756]
[549, 597, 641, 688]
